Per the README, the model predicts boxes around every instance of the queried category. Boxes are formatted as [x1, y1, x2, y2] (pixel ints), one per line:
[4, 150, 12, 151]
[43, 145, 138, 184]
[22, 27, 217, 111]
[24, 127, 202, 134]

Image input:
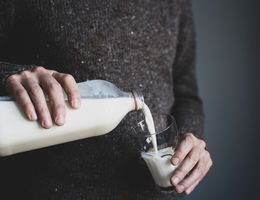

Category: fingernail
[172, 158, 179, 165]
[55, 114, 64, 125]
[72, 99, 80, 108]
[176, 185, 184, 193]
[186, 187, 192, 195]
[42, 120, 52, 128]
[172, 177, 179, 185]
[30, 112, 37, 121]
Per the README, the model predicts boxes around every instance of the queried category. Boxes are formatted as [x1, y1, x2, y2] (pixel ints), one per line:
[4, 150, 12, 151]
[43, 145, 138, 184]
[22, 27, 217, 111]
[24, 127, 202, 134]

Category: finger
[175, 160, 203, 193]
[22, 78, 52, 129]
[176, 151, 212, 193]
[6, 76, 37, 121]
[171, 147, 200, 186]
[185, 178, 200, 195]
[52, 72, 81, 109]
[39, 74, 65, 126]
[171, 133, 194, 166]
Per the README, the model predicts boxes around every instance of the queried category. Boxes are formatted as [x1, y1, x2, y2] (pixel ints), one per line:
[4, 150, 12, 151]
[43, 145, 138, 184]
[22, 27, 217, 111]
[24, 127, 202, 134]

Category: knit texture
[0, 0, 204, 199]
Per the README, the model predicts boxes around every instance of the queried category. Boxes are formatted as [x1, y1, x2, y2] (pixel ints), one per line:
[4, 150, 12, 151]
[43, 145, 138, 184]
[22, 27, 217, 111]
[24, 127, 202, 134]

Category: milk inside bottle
[0, 80, 144, 156]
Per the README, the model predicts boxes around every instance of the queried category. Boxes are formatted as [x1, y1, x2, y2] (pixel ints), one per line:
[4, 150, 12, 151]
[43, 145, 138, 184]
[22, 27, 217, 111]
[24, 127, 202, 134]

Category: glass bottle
[0, 80, 144, 156]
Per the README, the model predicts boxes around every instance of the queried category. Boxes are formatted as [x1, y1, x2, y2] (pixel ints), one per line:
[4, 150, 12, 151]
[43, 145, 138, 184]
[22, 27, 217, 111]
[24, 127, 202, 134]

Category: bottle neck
[131, 90, 144, 110]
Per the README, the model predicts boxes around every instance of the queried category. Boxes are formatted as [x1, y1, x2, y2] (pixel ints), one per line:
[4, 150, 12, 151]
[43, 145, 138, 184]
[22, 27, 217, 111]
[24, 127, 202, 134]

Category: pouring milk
[0, 79, 176, 188]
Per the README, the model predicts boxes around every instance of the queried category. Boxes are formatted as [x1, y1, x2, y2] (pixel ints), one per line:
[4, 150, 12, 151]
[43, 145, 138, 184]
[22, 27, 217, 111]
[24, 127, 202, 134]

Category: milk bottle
[0, 80, 144, 156]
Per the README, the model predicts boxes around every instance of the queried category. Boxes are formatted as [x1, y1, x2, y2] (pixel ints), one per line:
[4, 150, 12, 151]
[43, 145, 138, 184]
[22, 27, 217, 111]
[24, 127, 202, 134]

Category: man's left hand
[171, 133, 213, 195]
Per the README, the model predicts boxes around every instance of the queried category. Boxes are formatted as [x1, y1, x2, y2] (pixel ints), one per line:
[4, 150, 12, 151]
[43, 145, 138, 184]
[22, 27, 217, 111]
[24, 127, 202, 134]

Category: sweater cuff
[178, 118, 204, 140]
[0, 62, 36, 96]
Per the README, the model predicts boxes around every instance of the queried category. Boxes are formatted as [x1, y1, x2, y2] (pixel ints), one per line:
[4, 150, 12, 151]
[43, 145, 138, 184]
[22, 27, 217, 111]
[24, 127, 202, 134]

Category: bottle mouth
[131, 90, 144, 110]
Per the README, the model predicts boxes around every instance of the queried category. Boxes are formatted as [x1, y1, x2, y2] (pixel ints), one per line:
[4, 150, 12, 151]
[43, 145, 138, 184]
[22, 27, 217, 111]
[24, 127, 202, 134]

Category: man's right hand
[5, 66, 81, 129]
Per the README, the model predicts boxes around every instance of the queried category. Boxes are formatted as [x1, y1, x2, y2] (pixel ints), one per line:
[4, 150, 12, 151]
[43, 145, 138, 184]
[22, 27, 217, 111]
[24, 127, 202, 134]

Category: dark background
[185, 0, 260, 199]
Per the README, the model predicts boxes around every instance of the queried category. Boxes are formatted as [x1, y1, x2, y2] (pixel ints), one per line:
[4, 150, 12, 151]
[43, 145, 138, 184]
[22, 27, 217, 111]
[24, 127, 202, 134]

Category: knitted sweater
[0, 0, 204, 199]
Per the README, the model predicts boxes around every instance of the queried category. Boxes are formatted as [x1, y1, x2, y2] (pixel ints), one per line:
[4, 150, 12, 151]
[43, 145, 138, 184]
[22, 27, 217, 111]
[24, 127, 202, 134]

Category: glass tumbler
[133, 113, 180, 192]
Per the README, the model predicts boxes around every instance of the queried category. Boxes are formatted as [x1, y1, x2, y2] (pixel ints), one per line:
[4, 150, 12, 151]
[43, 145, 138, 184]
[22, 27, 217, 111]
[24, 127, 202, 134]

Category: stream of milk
[142, 103, 158, 153]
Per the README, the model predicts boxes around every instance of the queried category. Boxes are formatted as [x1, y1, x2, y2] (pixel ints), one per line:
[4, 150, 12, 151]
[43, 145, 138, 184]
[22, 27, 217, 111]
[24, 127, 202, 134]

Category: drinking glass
[133, 113, 179, 192]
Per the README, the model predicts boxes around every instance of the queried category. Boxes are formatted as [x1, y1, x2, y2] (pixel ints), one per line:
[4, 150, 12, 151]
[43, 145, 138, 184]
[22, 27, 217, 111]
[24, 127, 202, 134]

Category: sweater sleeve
[0, 0, 33, 95]
[171, 0, 204, 139]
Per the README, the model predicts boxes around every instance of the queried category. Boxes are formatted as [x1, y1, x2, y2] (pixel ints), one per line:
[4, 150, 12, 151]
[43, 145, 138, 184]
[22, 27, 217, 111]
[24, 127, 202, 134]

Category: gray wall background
[185, 1, 260, 199]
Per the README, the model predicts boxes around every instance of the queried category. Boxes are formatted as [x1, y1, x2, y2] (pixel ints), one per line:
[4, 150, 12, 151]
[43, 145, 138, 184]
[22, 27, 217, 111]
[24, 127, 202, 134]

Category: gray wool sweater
[0, 0, 204, 199]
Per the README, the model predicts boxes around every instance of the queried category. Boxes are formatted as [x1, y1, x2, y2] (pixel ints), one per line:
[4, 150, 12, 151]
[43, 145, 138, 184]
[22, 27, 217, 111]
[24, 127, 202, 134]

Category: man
[0, 0, 212, 199]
